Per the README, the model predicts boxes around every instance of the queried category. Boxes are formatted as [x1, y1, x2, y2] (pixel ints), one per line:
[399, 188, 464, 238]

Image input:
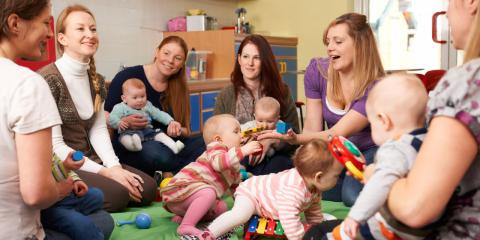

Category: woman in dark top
[105, 36, 205, 176]
[214, 34, 299, 175]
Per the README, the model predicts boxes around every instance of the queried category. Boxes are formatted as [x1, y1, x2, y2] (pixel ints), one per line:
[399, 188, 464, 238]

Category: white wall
[52, 0, 238, 80]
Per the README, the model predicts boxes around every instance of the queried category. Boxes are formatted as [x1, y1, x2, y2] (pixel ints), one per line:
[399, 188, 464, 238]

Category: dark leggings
[77, 164, 156, 212]
[241, 152, 294, 175]
[113, 134, 206, 176]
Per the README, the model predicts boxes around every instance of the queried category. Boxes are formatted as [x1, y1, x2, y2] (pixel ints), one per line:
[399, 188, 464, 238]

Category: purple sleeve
[351, 81, 378, 117]
[351, 95, 367, 117]
[304, 58, 329, 99]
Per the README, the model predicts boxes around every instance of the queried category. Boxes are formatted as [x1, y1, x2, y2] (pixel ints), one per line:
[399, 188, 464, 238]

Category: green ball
[345, 140, 361, 157]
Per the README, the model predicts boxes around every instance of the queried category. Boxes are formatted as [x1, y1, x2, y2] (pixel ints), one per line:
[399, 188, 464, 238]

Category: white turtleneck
[52, 53, 120, 173]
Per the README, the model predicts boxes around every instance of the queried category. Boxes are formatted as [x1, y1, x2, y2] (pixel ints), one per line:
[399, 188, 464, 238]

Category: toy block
[276, 122, 291, 134]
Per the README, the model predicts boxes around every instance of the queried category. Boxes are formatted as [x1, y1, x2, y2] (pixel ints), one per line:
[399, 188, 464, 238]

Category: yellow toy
[241, 126, 265, 138]
[160, 177, 172, 189]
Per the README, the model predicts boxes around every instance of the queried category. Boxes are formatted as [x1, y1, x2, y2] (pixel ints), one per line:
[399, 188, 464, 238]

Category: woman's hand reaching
[257, 128, 298, 144]
[99, 166, 145, 202]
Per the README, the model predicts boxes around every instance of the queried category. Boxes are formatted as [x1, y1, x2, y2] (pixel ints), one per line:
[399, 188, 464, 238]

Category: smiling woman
[214, 34, 300, 176]
[37, 4, 157, 214]
[104, 35, 206, 178]
[258, 13, 385, 207]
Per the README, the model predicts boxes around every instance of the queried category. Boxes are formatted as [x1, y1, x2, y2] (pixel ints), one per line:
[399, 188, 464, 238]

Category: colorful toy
[241, 126, 265, 138]
[244, 216, 286, 240]
[117, 213, 152, 229]
[328, 135, 365, 181]
[276, 122, 291, 134]
[72, 150, 84, 161]
[160, 177, 172, 189]
[240, 169, 250, 181]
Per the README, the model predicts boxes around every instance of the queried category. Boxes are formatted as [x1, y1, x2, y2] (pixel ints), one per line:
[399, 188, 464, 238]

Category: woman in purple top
[260, 13, 384, 206]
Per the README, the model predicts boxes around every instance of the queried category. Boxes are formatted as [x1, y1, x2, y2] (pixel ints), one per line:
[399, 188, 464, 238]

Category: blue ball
[135, 213, 152, 229]
[72, 151, 84, 161]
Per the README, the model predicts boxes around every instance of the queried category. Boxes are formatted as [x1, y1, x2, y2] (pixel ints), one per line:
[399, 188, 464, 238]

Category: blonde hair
[255, 97, 280, 116]
[464, 2, 480, 62]
[122, 78, 145, 93]
[202, 114, 237, 144]
[322, 13, 385, 106]
[293, 140, 334, 178]
[56, 5, 102, 113]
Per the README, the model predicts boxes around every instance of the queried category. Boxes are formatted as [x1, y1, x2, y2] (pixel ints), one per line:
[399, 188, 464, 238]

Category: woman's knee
[103, 184, 130, 212]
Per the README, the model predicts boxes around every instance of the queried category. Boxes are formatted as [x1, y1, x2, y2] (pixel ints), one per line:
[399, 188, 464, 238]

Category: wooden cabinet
[163, 31, 298, 133]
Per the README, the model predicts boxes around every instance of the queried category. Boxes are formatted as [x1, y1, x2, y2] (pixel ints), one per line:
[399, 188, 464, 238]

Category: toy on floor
[275, 122, 291, 134]
[117, 213, 152, 229]
[328, 135, 365, 181]
[244, 215, 286, 240]
[72, 150, 84, 161]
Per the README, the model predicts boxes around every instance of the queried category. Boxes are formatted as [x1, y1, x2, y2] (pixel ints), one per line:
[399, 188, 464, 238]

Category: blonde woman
[38, 4, 156, 212]
[260, 13, 385, 206]
[306, 1, 480, 238]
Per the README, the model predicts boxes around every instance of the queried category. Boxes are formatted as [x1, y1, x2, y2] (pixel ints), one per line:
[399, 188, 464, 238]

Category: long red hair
[156, 36, 190, 132]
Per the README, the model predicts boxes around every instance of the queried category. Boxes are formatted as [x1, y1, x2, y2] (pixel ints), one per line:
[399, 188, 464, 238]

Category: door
[355, 0, 459, 72]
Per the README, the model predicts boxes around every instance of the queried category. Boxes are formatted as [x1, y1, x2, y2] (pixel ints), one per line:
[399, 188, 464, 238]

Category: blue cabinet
[189, 90, 219, 134]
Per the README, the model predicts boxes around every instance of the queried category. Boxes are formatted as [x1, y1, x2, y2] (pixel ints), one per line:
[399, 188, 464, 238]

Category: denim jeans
[322, 146, 378, 207]
[41, 187, 105, 240]
[114, 134, 206, 176]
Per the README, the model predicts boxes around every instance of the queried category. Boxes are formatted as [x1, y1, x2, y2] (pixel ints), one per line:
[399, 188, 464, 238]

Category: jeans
[114, 134, 206, 175]
[45, 210, 114, 240]
[322, 146, 378, 207]
[41, 188, 105, 240]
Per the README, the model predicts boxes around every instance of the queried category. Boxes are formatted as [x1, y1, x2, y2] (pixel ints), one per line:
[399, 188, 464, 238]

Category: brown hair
[294, 140, 334, 178]
[232, 34, 288, 112]
[56, 5, 102, 113]
[0, 0, 49, 40]
[122, 78, 145, 93]
[322, 13, 385, 106]
[464, 2, 480, 62]
[155, 36, 191, 132]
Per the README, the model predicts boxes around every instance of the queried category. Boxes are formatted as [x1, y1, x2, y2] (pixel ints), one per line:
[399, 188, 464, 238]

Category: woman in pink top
[160, 114, 262, 239]
[205, 140, 340, 240]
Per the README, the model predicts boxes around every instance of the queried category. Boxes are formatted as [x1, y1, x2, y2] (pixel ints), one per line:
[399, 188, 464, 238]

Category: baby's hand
[241, 141, 263, 156]
[118, 119, 129, 131]
[362, 164, 376, 184]
[167, 120, 182, 137]
[343, 217, 359, 239]
[73, 180, 89, 197]
[63, 151, 85, 172]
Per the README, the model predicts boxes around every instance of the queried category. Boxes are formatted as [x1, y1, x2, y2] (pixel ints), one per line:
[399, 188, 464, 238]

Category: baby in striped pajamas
[205, 139, 340, 240]
[160, 114, 262, 239]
